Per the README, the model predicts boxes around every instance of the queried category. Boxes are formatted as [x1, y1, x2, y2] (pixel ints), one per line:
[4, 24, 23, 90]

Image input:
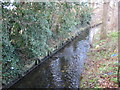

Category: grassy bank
[80, 31, 119, 88]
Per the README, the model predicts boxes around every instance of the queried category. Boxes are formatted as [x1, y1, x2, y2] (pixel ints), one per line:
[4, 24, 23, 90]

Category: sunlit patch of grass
[108, 67, 113, 71]
[113, 71, 117, 75]
[110, 78, 118, 83]
[94, 86, 99, 88]
[108, 32, 118, 38]
[99, 67, 105, 72]
[89, 79, 95, 83]
[99, 39, 106, 43]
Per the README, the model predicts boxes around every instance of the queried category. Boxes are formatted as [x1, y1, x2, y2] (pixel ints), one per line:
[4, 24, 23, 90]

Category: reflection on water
[9, 28, 91, 88]
[50, 58, 64, 88]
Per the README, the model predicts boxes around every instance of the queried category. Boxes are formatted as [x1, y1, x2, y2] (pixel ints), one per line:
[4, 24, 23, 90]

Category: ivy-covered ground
[80, 31, 119, 88]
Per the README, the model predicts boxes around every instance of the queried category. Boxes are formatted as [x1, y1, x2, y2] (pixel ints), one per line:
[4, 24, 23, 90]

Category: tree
[100, 0, 109, 40]
[118, 1, 120, 87]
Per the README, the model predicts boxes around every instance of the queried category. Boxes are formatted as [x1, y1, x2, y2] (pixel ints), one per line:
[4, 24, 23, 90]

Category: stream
[7, 26, 100, 88]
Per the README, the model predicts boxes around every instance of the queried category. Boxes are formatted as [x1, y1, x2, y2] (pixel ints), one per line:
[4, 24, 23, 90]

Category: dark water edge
[3, 28, 91, 89]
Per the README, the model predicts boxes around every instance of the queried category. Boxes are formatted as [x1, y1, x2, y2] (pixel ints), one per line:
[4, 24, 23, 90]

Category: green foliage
[2, 2, 92, 85]
[108, 32, 118, 38]
[110, 78, 118, 83]
[2, 20, 22, 84]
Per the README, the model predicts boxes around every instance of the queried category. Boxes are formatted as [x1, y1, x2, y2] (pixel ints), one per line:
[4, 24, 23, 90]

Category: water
[8, 28, 91, 88]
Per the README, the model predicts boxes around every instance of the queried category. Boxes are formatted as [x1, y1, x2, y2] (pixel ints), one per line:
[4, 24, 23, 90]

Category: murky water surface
[10, 28, 91, 88]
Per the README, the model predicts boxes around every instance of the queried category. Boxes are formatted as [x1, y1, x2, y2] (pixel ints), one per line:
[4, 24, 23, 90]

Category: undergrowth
[80, 31, 119, 88]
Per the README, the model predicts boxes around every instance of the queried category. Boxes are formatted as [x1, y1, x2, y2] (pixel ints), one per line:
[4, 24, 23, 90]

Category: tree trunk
[118, 1, 120, 88]
[88, 0, 91, 7]
[100, 1, 109, 40]
[110, 1, 116, 30]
